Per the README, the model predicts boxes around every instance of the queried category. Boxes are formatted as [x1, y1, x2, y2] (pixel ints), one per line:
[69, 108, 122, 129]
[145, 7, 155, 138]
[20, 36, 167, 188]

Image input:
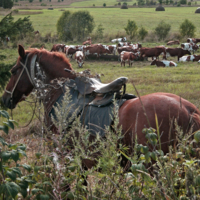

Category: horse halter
[4, 54, 36, 101]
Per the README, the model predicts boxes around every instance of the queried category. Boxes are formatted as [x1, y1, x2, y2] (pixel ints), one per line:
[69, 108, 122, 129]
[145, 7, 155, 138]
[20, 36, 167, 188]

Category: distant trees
[0, 0, 13, 9]
[57, 11, 95, 41]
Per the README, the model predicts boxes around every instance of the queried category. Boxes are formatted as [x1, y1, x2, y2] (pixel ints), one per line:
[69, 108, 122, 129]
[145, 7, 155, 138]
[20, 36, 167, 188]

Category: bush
[118, 2, 121, 5]
[124, 20, 138, 39]
[188, 1, 191, 5]
[155, 20, 171, 40]
[41, 3, 46, 5]
[103, 3, 106, 6]
[93, 4, 95, 6]
[180, 0, 187, 3]
[57, 10, 95, 41]
[95, 24, 104, 39]
[138, 26, 148, 40]
[177, 2, 181, 6]
[179, 19, 196, 37]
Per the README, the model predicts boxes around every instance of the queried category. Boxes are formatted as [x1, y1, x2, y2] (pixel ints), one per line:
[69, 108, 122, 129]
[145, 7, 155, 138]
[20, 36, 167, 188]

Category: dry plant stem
[131, 81, 151, 128]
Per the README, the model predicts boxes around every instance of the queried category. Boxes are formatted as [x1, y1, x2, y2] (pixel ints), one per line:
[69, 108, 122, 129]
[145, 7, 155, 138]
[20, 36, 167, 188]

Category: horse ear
[18, 45, 25, 59]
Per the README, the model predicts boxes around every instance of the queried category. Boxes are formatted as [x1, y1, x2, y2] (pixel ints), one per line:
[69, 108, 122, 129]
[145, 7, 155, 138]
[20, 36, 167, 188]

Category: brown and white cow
[129, 43, 142, 49]
[120, 51, 139, 67]
[179, 55, 200, 62]
[167, 40, 180, 45]
[187, 38, 200, 44]
[181, 43, 199, 54]
[66, 45, 83, 58]
[83, 44, 110, 58]
[117, 42, 131, 47]
[140, 46, 166, 60]
[111, 37, 127, 43]
[75, 51, 84, 68]
[83, 37, 92, 45]
[164, 48, 191, 61]
[107, 45, 117, 55]
[150, 59, 177, 67]
[50, 44, 66, 52]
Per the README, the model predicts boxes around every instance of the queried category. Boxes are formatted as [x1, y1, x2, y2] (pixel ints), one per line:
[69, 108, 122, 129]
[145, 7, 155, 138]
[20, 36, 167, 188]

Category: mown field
[1, 7, 200, 36]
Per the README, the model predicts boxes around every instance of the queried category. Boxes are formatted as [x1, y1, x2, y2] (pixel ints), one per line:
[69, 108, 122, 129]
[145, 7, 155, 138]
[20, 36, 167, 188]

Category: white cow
[111, 37, 127, 43]
[75, 51, 84, 68]
[179, 55, 195, 62]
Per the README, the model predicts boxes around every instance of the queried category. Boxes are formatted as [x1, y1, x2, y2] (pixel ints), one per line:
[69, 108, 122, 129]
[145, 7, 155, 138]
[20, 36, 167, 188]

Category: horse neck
[38, 54, 76, 83]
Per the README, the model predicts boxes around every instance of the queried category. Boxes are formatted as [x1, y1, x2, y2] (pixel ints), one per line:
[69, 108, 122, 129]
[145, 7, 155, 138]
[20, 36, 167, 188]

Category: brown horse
[2, 45, 200, 155]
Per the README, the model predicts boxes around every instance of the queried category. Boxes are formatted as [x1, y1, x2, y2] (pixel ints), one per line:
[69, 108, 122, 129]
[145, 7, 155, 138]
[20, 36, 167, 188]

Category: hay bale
[155, 5, 165, 11]
[121, 3, 128, 9]
[195, 7, 200, 13]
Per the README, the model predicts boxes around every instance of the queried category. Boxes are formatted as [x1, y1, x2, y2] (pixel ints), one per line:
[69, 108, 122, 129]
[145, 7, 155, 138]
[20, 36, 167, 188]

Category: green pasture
[1, 6, 200, 36]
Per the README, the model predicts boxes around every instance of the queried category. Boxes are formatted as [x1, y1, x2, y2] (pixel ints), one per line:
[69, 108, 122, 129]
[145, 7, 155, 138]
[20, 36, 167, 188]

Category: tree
[138, 26, 148, 40]
[155, 20, 171, 40]
[179, 19, 196, 37]
[137, 0, 145, 5]
[69, 11, 95, 40]
[124, 20, 138, 39]
[56, 10, 95, 41]
[0, 0, 13, 9]
[56, 11, 72, 41]
[103, 3, 106, 6]
[0, 13, 34, 43]
[180, 0, 187, 4]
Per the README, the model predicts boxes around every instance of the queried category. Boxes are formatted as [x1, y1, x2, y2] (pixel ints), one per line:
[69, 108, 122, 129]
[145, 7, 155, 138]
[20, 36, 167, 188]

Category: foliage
[57, 10, 95, 41]
[155, 20, 171, 40]
[95, 24, 104, 39]
[103, 3, 106, 6]
[0, 12, 34, 43]
[0, 0, 13, 9]
[179, 19, 196, 37]
[124, 20, 138, 39]
[180, 0, 187, 4]
[121, 3, 128, 8]
[29, 0, 33, 2]
[138, 26, 148, 40]
[188, 1, 191, 5]
[137, 0, 145, 6]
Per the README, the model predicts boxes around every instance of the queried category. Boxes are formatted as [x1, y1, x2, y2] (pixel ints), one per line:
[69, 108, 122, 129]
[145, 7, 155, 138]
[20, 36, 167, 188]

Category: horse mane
[17, 48, 73, 70]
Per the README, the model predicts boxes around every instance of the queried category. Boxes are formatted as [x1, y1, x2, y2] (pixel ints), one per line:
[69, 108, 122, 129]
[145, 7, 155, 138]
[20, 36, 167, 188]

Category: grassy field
[1, 6, 200, 125]
[1, 7, 200, 37]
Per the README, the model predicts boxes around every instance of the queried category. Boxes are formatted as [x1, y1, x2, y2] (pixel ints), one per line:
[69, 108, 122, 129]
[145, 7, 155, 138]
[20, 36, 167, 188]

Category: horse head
[2, 45, 75, 109]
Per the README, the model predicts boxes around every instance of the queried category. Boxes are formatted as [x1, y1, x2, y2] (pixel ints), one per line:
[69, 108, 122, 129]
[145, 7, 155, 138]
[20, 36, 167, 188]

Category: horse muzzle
[2, 95, 17, 109]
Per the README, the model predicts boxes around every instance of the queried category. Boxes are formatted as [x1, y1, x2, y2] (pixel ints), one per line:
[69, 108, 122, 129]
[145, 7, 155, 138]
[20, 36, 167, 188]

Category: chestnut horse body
[2, 45, 200, 155]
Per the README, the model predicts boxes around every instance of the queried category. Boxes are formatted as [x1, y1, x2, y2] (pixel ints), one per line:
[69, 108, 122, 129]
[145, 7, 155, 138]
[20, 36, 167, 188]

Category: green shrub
[188, 1, 191, 5]
[180, 0, 187, 4]
[103, 3, 106, 6]
[155, 20, 171, 40]
[56, 10, 94, 41]
[179, 19, 196, 37]
[95, 24, 104, 39]
[124, 19, 138, 39]
[41, 2, 46, 5]
[177, 2, 181, 6]
[138, 26, 148, 40]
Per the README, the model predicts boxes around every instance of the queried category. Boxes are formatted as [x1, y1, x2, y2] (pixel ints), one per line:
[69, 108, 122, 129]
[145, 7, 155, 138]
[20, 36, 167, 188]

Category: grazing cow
[120, 51, 138, 67]
[107, 45, 117, 55]
[83, 44, 111, 58]
[150, 59, 177, 67]
[65, 45, 81, 58]
[181, 43, 199, 54]
[167, 40, 180, 45]
[140, 46, 166, 60]
[75, 51, 84, 68]
[83, 37, 92, 45]
[50, 44, 66, 52]
[129, 43, 142, 49]
[187, 38, 200, 44]
[117, 46, 140, 55]
[164, 48, 191, 61]
[117, 42, 131, 47]
[111, 37, 127, 43]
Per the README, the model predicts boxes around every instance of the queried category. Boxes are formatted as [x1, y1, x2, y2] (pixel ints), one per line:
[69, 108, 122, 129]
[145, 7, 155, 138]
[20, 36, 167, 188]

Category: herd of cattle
[50, 37, 200, 68]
